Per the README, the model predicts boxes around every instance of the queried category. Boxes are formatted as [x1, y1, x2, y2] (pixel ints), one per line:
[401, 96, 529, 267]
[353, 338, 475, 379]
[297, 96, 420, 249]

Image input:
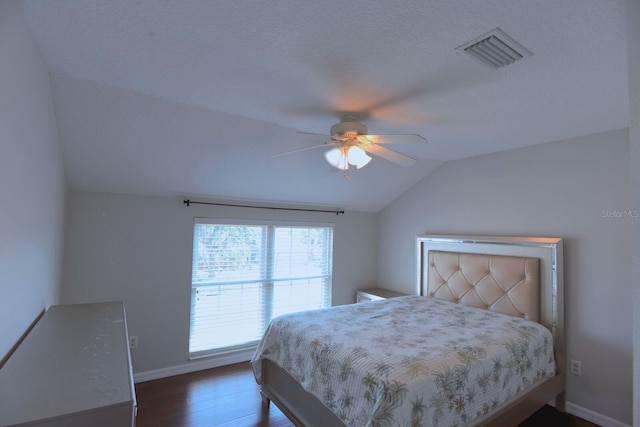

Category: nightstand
[356, 288, 408, 303]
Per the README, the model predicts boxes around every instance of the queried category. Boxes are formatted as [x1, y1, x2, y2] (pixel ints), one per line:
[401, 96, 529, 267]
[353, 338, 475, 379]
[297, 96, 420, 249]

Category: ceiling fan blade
[296, 131, 327, 136]
[366, 144, 417, 167]
[361, 134, 427, 144]
[270, 142, 334, 158]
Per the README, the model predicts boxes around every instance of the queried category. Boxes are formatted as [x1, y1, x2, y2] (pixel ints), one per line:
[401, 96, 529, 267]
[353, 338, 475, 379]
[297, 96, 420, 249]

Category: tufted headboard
[427, 250, 540, 321]
[417, 235, 563, 364]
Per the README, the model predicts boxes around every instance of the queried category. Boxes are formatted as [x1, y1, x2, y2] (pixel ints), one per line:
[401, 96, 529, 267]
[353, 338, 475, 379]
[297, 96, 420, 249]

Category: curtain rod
[183, 199, 345, 215]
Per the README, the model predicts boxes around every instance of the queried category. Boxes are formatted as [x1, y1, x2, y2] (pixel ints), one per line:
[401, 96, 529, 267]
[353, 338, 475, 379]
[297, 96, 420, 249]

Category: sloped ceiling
[19, 0, 629, 212]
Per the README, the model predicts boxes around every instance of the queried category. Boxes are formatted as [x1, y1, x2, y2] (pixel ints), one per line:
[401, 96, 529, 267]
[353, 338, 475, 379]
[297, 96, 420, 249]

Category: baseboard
[566, 401, 631, 427]
[133, 349, 254, 383]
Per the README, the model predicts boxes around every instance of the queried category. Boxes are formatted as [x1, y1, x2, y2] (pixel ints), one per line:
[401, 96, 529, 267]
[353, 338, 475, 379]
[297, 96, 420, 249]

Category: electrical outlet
[570, 359, 582, 376]
[129, 335, 138, 349]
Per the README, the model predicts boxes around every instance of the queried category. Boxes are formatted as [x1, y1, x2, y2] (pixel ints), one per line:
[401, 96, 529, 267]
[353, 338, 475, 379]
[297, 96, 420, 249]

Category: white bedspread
[251, 296, 555, 427]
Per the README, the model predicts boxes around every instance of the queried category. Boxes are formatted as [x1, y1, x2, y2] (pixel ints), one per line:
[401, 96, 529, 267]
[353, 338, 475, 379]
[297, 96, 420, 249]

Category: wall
[0, 1, 66, 364]
[628, 0, 640, 423]
[62, 192, 377, 375]
[377, 129, 632, 425]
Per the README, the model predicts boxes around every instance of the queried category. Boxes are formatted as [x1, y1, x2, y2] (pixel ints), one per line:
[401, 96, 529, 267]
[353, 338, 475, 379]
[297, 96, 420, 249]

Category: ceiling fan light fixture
[325, 147, 349, 170]
[276, 115, 425, 177]
[347, 146, 372, 169]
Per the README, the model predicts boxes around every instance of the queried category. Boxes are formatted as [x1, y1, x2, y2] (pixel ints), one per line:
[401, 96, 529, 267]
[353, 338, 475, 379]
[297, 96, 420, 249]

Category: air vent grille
[456, 28, 532, 69]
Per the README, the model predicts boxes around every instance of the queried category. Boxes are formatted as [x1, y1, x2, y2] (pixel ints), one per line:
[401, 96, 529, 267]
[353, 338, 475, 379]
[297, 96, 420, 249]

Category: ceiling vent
[455, 28, 532, 69]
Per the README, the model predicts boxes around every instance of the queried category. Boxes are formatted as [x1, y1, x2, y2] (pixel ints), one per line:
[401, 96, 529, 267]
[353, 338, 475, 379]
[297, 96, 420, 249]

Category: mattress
[251, 296, 555, 427]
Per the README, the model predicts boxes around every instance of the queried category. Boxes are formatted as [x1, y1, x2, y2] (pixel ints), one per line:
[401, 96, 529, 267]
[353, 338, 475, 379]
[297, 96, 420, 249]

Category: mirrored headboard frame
[416, 235, 564, 368]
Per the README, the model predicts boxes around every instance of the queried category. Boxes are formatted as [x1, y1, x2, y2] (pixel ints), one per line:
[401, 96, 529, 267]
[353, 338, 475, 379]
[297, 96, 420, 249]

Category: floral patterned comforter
[251, 296, 555, 427]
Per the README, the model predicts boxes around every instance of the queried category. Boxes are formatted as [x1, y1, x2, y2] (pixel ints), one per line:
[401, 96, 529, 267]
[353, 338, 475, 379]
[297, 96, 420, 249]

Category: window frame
[188, 217, 334, 359]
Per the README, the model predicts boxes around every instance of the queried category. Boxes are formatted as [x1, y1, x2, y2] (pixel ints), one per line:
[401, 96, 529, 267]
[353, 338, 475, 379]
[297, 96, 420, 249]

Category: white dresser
[0, 302, 136, 427]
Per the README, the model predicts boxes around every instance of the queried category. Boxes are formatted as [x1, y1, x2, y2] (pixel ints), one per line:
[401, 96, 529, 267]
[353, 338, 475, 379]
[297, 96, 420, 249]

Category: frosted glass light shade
[325, 148, 349, 170]
[347, 146, 372, 169]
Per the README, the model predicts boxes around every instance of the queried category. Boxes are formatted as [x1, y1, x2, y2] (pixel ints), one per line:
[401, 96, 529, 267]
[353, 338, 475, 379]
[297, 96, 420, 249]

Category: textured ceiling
[19, 0, 629, 212]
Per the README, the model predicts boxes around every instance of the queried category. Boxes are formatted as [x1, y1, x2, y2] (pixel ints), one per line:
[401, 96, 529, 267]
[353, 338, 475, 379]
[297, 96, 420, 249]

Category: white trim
[189, 342, 258, 360]
[566, 401, 631, 427]
[133, 348, 255, 383]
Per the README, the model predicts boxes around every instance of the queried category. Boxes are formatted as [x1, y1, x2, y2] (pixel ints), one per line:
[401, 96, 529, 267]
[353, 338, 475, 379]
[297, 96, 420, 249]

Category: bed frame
[258, 235, 565, 426]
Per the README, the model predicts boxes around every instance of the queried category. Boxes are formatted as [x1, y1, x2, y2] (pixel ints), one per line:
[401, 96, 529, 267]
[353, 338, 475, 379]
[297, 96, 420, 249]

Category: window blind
[189, 219, 333, 357]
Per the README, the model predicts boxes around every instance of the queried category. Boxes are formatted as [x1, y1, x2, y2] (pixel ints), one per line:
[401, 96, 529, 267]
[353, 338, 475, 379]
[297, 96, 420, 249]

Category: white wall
[62, 192, 378, 374]
[377, 129, 632, 425]
[628, 0, 640, 423]
[0, 1, 66, 364]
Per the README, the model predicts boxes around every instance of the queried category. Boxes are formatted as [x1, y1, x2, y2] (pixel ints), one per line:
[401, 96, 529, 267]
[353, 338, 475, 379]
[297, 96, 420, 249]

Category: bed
[251, 235, 565, 426]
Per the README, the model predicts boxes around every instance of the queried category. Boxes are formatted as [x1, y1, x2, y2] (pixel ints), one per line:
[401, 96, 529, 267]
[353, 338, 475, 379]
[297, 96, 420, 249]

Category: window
[189, 219, 333, 357]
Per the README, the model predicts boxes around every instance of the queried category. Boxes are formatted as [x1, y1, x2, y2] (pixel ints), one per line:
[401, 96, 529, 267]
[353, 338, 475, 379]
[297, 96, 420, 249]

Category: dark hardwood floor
[135, 362, 291, 427]
[135, 362, 598, 426]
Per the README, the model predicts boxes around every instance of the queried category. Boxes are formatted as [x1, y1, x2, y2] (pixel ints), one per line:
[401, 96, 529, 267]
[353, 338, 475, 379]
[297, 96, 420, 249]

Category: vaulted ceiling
[19, 0, 629, 212]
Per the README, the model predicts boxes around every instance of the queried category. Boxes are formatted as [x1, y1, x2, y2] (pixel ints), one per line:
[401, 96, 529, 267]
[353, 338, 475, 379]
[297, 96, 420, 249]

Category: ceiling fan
[271, 115, 427, 179]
